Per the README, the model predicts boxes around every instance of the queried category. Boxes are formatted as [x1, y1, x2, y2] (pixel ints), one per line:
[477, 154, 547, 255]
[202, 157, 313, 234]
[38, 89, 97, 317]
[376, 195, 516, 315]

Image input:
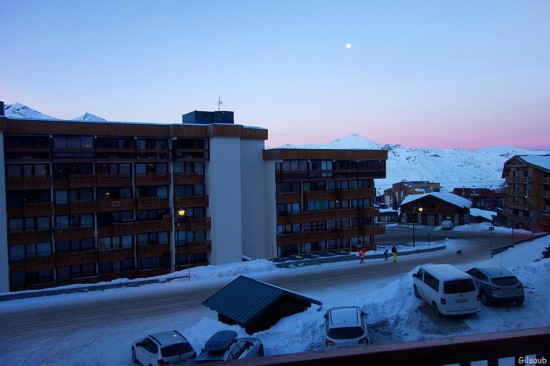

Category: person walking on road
[359, 248, 365, 264]
[391, 245, 398, 262]
[384, 249, 389, 261]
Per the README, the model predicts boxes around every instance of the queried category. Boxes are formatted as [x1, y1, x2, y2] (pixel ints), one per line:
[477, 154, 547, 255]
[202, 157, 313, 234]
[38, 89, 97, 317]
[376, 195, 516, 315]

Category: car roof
[327, 306, 361, 327]
[474, 266, 514, 277]
[421, 264, 471, 281]
[204, 330, 238, 352]
[149, 330, 187, 346]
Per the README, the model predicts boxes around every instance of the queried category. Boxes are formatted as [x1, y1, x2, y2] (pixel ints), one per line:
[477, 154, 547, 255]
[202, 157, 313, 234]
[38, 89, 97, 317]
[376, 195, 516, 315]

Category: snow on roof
[469, 208, 496, 221]
[520, 155, 550, 171]
[400, 191, 472, 208]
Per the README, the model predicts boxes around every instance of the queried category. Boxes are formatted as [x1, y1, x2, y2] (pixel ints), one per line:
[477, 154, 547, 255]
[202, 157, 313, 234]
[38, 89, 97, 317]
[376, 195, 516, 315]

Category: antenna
[218, 96, 223, 111]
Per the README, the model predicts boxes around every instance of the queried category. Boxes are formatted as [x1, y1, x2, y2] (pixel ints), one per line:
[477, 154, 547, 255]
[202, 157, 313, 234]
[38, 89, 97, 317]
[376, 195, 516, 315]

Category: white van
[412, 264, 481, 316]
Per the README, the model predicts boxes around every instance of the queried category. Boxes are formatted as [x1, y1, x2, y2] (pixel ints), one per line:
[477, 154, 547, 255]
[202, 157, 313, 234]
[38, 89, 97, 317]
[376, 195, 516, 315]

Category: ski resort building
[0, 104, 387, 292]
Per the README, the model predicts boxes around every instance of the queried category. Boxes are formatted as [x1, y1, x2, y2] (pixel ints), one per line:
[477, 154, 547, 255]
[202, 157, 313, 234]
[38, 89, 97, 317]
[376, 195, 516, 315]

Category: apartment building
[383, 180, 440, 208]
[0, 105, 387, 292]
[502, 155, 550, 232]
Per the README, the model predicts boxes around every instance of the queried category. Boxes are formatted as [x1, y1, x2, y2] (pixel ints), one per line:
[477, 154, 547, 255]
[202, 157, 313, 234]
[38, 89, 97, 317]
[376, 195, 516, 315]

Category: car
[195, 330, 264, 362]
[412, 264, 481, 316]
[323, 306, 369, 349]
[132, 330, 196, 366]
[466, 266, 525, 306]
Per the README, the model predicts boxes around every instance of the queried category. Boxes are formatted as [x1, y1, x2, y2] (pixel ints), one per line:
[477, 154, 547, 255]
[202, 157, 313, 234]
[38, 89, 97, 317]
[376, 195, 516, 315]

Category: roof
[204, 330, 237, 352]
[475, 266, 514, 277]
[518, 155, 550, 171]
[401, 191, 472, 208]
[328, 306, 361, 327]
[202, 276, 322, 333]
[470, 208, 497, 221]
[149, 330, 187, 346]
[421, 264, 471, 281]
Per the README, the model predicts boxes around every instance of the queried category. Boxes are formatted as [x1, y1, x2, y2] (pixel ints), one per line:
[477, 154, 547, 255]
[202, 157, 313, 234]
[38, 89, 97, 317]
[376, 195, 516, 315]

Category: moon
[346, 42, 352, 49]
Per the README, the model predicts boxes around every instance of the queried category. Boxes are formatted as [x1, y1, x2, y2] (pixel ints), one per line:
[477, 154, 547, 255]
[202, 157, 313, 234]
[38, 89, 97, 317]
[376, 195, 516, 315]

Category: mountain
[4, 103, 58, 120]
[282, 134, 550, 192]
[4, 103, 106, 122]
[73, 112, 107, 122]
[4, 104, 548, 191]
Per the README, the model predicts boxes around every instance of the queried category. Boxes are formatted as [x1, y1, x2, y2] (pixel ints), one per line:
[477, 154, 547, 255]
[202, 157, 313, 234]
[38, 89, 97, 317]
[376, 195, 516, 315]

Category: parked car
[466, 266, 525, 306]
[441, 218, 454, 230]
[132, 330, 196, 366]
[412, 264, 481, 316]
[195, 330, 264, 362]
[323, 306, 369, 349]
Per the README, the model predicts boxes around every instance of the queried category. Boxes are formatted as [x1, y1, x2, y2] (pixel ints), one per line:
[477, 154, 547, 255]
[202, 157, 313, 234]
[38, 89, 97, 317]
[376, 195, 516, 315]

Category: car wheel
[258, 344, 264, 357]
[433, 302, 442, 317]
[413, 285, 420, 298]
[131, 347, 139, 364]
[516, 298, 524, 306]
[481, 292, 491, 307]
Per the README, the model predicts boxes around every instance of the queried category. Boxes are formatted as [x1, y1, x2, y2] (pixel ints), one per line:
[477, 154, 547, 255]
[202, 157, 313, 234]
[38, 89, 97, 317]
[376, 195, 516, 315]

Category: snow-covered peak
[281, 134, 383, 150]
[4, 103, 58, 120]
[73, 112, 107, 122]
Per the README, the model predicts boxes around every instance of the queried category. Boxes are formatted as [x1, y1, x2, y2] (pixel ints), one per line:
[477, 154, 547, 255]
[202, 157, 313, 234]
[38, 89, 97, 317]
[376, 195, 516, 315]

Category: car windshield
[444, 279, 476, 294]
[491, 276, 519, 286]
[161, 343, 193, 358]
[327, 326, 364, 339]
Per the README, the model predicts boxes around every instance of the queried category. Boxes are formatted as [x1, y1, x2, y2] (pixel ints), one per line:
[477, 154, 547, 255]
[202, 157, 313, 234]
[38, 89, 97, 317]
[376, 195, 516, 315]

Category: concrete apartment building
[502, 155, 550, 232]
[0, 104, 387, 292]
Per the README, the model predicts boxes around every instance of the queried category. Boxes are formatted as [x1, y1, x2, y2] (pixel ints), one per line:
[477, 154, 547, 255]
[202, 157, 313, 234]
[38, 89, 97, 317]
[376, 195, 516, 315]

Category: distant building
[501, 155, 550, 232]
[0, 103, 387, 292]
[400, 192, 471, 227]
[383, 181, 440, 208]
[452, 187, 504, 209]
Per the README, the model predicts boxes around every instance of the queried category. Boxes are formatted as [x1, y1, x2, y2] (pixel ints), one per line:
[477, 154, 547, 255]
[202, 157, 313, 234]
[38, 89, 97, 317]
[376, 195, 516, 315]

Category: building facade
[383, 180, 440, 208]
[502, 155, 550, 232]
[0, 108, 387, 292]
[451, 187, 504, 210]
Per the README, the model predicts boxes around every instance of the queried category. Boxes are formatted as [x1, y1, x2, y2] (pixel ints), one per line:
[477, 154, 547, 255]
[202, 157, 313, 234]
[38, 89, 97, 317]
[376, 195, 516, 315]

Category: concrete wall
[263, 160, 278, 259]
[0, 132, 9, 292]
[206, 136, 243, 264]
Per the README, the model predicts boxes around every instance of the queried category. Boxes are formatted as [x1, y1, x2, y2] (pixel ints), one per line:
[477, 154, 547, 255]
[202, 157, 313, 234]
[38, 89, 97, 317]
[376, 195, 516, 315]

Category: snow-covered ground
[0, 227, 548, 365]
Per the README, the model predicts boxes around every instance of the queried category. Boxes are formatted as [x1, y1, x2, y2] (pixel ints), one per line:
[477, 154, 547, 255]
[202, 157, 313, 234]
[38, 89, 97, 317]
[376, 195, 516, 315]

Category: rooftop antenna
[218, 96, 223, 111]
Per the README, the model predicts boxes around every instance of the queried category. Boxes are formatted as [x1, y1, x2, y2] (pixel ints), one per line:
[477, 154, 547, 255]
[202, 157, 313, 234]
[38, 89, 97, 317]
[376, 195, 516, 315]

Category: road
[0, 227, 513, 362]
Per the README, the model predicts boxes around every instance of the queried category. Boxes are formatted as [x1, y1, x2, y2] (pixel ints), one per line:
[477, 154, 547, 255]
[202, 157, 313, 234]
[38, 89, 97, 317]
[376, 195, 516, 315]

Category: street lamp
[413, 206, 423, 247]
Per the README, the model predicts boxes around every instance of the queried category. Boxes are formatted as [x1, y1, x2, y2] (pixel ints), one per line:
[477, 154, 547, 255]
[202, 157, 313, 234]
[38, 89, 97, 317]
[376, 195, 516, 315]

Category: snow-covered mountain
[4, 103, 106, 122]
[4, 104, 548, 191]
[281, 134, 550, 191]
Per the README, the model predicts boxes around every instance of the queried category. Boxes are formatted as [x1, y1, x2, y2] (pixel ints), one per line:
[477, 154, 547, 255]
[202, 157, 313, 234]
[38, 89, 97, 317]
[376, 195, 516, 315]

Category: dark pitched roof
[202, 275, 322, 333]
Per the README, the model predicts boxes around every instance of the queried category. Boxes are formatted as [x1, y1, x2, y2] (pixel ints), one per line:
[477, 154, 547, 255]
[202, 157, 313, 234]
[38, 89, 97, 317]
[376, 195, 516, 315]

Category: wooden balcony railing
[135, 173, 171, 186]
[98, 248, 135, 263]
[174, 195, 209, 208]
[54, 227, 95, 241]
[55, 250, 98, 266]
[136, 197, 169, 210]
[112, 219, 172, 236]
[173, 172, 205, 185]
[69, 200, 97, 214]
[69, 174, 97, 188]
[137, 244, 170, 258]
[24, 202, 53, 216]
[97, 197, 136, 212]
[8, 231, 52, 245]
[176, 218, 211, 231]
[6, 175, 52, 190]
[176, 241, 212, 254]
[336, 188, 376, 200]
[96, 174, 133, 188]
[232, 327, 550, 366]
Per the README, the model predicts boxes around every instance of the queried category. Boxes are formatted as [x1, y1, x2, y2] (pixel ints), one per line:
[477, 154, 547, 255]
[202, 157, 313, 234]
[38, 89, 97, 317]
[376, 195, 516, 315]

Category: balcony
[176, 241, 212, 254]
[137, 244, 170, 258]
[173, 172, 205, 185]
[304, 190, 338, 201]
[136, 197, 169, 210]
[69, 174, 97, 188]
[8, 231, 52, 245]
[6, 175, 52, 190]
[112, 219, 172, 236]
[235, 327, 549, 366]
[96, 174, 133, 188]
[276, 192, 301, 204]
[174, 195, 209, 208]
[135, 173, 171, 186]
[24, 202, 53, 216]
[69, 200, 97, 214]
[336, 188, 376, 200]
[25, 255, 57, 271]
[98, 248, 135, 263]
[55, 227, 95, 241]
[55, 250, 98, 266]
[97, 197, 136, 212]
[176, 218, 211, 231]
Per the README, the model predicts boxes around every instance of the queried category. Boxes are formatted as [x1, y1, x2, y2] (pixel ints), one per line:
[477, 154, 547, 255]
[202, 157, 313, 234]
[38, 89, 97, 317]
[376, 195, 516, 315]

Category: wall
[240, 139, 271, 259]
[206, 136, 243, 264]
[0, 132, 8, 292]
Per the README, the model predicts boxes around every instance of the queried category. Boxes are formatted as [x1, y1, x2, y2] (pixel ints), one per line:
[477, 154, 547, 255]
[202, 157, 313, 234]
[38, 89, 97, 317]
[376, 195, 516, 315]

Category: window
[55, 190, 69, 205]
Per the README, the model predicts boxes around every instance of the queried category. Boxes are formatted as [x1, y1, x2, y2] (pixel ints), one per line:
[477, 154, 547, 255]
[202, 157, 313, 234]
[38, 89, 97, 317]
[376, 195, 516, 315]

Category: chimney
[0, 101, 4, 116]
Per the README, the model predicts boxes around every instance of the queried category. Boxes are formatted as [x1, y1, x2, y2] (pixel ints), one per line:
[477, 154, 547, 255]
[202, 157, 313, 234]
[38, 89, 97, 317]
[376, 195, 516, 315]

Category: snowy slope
[4, 103, 107, 122]
[281, 134, 550, 191]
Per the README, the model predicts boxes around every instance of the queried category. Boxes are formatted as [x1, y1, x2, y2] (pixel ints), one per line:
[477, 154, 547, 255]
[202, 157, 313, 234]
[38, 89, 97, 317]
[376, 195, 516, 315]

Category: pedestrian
[391, 245, 398, 262]
[359, 248, 365, 264]
[384, 249, 388, 261]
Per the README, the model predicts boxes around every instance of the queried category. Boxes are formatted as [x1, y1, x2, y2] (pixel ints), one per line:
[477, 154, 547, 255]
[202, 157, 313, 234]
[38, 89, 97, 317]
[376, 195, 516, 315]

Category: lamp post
[413, 207, 423, 247]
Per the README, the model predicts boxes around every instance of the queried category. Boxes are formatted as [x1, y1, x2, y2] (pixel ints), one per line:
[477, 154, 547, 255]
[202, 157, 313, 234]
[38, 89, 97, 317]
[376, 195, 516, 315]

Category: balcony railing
[174, 195, 209, 208]
[23, 202, 53, 216]
[6, 175, 52, 190]
[136, 197, 169, 210]
[173, 172, 205, 185]
[97, 197, 136, 212]
[54, 227, 95, 241]
[69, 174, 97, 188]
[69, 200, 97, 214]
[96, 174, 133, 187]
[135, 173, 171, 186]
[137, 244, 170, 258]
[176, 218, 212, 231]
[231, 327, 550, 366]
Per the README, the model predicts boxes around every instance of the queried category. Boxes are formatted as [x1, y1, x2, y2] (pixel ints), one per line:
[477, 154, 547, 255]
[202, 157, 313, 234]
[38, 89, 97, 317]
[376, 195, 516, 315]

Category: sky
[2, 0, 550, 150]
[0, 223, 548, 365]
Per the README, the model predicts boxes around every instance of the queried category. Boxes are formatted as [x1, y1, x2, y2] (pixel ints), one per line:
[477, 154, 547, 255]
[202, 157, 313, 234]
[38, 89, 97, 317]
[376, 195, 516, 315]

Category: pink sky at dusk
[2, 1, 549, 151]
